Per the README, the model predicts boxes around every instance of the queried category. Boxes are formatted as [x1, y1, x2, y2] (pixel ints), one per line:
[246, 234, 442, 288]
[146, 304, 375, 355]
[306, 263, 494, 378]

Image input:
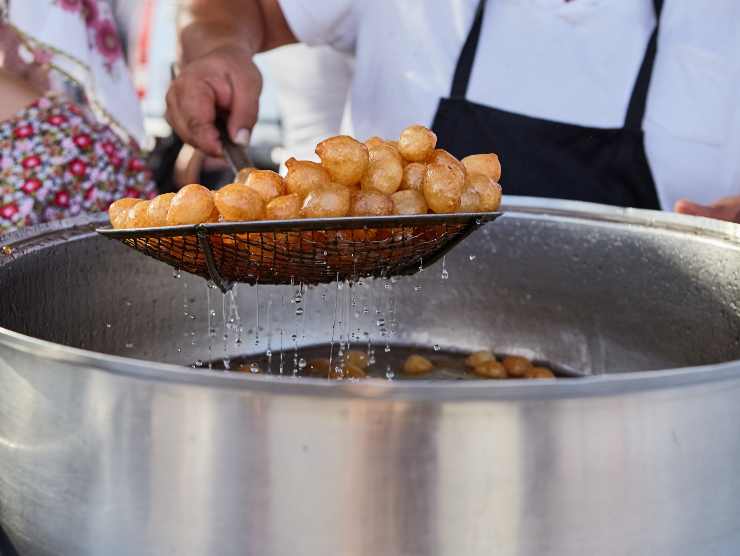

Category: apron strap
[450, 0, 487, 99]
[624, 0, 664, 130]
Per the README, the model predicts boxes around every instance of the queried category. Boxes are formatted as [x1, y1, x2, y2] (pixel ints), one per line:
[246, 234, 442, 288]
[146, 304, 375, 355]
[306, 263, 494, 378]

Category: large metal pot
[1, 198, 740, 556]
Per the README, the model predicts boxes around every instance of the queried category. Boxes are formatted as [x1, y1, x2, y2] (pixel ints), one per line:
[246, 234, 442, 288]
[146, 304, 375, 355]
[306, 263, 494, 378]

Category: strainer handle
[215, 116, 253, 176]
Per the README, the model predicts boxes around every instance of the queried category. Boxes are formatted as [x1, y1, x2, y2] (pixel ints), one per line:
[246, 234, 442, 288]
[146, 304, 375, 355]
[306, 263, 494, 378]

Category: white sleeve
[277, 0, 357, 53]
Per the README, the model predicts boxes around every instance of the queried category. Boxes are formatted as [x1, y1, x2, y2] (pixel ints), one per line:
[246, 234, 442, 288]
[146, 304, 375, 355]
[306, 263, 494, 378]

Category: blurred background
[117, 0, 354, 191]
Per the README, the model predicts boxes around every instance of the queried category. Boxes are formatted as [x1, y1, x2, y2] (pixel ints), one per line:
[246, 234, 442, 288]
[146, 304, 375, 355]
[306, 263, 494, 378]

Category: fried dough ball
[315, 135, 369, 187]
[361, 144, 404, 195]
[245, 169, 286, 203]
[306, 358, 331, 378]
[471, 360, 507, 379]
[465, 350, 495, 368]
[346, 350, 369, 370]
[285, 158, 332, 198]
[301, 185, 351, 218]
[401, 162, 426, 192]
[391, 190, 428, 215]
[206, 206, 221, 223]
[344, 363, 368, 379]
[459, 187, 482, 213]
[109, 198, 143, 229]
[235, 167, 257, 184]
[526, 367, 556, 380]
[402, 354, 434, 375]
[462, 153, 501, 183]
[398, 125, 437, 162]
[213, 183, 265, 221]
[351, 190, 394, 216]
[166, 184, 216, 225]
[465, 173, 503, 212]
[127, 200, 151, 228]
[146, 193, 176, 227]
[265, 193, 302, 220]
[429, 149, 466, 180]
[365, 136, 386, 150]
[423, 163, 464, 213]
[502, 356, 533, 378]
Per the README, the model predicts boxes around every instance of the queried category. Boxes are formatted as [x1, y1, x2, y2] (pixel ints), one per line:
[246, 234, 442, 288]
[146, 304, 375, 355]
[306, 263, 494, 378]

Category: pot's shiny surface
[1, 199, 740, 556]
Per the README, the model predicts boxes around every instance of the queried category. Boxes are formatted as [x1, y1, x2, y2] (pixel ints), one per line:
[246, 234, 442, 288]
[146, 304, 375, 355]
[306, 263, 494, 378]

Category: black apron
[431, 0, 662, 209]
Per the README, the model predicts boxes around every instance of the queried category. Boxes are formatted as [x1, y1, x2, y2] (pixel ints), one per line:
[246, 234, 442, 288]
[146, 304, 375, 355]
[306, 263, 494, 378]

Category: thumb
[675, 199, 737, 221]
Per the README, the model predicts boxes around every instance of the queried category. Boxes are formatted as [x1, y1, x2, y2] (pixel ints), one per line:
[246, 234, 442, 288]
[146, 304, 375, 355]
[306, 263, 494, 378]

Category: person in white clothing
[166, 0, 740, 222]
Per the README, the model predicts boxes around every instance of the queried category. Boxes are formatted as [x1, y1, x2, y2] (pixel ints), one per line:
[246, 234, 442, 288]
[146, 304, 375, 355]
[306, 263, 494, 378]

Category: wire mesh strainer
[97, 212, 501, 292]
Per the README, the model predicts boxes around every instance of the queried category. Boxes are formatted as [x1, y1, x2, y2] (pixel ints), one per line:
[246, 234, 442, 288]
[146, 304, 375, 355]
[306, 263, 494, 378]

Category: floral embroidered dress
[0, 0, 155, 233]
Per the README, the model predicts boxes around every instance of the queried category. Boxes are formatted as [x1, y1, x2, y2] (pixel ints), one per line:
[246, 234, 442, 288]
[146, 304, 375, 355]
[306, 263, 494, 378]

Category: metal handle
[215, 116, 253, 176]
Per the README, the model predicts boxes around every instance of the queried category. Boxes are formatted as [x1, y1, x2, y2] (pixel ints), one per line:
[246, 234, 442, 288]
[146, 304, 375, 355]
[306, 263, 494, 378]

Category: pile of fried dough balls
[108, 125, 502, 229]
[402, 352, 556, 380]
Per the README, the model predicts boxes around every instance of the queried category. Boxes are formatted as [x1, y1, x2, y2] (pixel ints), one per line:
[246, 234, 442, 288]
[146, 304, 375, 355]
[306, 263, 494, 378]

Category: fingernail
[233, 128, 250, 146]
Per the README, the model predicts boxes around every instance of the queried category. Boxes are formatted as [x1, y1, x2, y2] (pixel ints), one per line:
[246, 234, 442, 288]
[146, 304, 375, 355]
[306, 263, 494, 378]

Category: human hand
[165, 45, 262, 157]
[674, 196, 740, 223]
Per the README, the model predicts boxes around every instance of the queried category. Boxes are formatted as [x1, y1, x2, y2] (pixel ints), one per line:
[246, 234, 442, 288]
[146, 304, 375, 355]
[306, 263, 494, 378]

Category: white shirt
[265, 44, 354, 167]
[277, 0, 740, 210]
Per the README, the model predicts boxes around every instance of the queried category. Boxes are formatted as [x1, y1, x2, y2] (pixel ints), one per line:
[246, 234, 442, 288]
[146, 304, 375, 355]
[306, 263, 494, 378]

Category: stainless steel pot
[1, 198, 740, 556]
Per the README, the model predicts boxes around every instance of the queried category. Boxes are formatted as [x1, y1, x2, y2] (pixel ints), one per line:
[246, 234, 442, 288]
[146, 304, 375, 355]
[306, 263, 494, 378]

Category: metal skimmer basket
[97, 212, 501, 292]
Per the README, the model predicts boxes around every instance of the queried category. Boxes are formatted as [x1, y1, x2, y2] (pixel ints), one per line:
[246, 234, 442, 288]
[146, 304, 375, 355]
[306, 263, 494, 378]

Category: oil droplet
[441, 269, 449, 280]
[125, 343, 134, 349]
[298, 358, 307, 369]
[414, 285, 422, 292]
[385, 366, 395, 380]
[384, 346, 391, 353]
[296, 307, 304, 316]
[433, 344, 440, 351]
[469, 255, 477, 261]
[105, 323, 112, 328]
[173, 269, 181, 279]
[376, 318, 385, 327]
[249, 362, 260, 374]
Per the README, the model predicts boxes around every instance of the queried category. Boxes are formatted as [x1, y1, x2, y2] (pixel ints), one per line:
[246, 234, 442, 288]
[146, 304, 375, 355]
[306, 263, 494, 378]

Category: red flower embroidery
[54, 191, 70, 208]
[125, 187, 143, 198]
[95, 20, 121, 63]
[47, 115, 68, 126]
[21, 179, 42, 194]
[101, 142, 116, 155]
[109, 154, 123, 169]
[127, 158, 146, 172]
[81, 0, 98, 25]
[84, 187, 97, 201]
[74, 133, 93, 149]
[1, 203, 19, 219]
[68, 158, 87, 177]
[14, 125, 34, 139]
[22, 155, 41, 170]
[58, 0, 81, 11]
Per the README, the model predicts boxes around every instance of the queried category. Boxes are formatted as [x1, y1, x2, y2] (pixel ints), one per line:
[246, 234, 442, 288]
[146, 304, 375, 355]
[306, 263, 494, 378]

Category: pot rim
[2, 197, 739, 401]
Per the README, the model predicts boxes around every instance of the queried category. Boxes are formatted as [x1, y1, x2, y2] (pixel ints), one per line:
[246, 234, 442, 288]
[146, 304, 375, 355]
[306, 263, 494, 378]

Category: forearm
[178, 0, 295, 64]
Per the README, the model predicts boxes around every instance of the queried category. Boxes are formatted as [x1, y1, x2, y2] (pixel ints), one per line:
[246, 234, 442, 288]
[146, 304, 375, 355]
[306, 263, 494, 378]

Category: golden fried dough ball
[401, 162, 426, 192]
[265, 193, 302, 220]
[402, 354, 434, 375]
[398, 125, 437, 162]
[285, 158, 332, 198]
[235, 167, 257, 184]
[306, 358, 331, 378]
[206, 206, 221, 223]
[391, 190, 428, 215]
[471, 360, 507, 379]
[146, 193, 176, 227]
[365, 136, 386, 150]
[429, 149, 466, 179]
[213, 183, 265, 221]
[360, 144, 404, 195]
[526, 367, 556, 380]
[127, 200, 151, 228]
[346, 350, 369, 370]
[465, 351, 495, 368]
[462, 153, 501, 182]
[465, 173, 503, 212]
[351, 190, 394, 216]
[459, 187, 482, 213]
[502, 356, 533, 378]
[423, 163, 464, 213]
[245, 170, 286, 203]
[344, 363, 368, 379]
[166, 184, 216, 226]
[315, 135, 369, 187]
[109, 198, 143, 229]
[301, 185, 351, 218]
